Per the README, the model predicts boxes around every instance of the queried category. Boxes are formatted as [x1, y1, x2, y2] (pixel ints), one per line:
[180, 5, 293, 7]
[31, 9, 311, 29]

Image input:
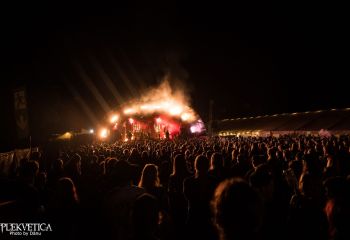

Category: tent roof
[216, 108, 350, 132]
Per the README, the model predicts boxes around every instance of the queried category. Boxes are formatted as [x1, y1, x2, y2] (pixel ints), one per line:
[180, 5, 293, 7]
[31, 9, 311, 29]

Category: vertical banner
[14, 87, 29, 139]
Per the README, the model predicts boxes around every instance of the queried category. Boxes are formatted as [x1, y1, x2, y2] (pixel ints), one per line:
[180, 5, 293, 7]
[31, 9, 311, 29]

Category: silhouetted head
[55, 177, 79, 207]
[299, 172, 321, 198]
[139, 164, 160, 190]
[141, 151, 149, 161]
[65, 153, 82, 177]
[111, 160, 135, 184]
[288, 159, 303, 180]
[249, 164, 274, 202]
[212, 178, 263, 240]
[172, 154, 188, 176]
[210, 153, 223, 170]
[249, 164, 272, 189]
[52, 158, 64, 172]
[105, 158, 118, 177]
[302, 153, 322, 176]
[206, 150, 213, 160]
[195, 155, 209, 176]
[267, 147, 276, 160]
[123, 149, 130, 158]
[130, 148, 140, 158]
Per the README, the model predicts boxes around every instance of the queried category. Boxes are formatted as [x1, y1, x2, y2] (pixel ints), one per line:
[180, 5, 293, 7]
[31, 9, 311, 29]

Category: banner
[0, 151, 14, 177]
[0, 148, 37, 177]
[13, 87, 29, 139]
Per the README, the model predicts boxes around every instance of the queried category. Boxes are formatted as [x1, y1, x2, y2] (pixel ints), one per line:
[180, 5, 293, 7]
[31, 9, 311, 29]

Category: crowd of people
[1, 135, 350, 240]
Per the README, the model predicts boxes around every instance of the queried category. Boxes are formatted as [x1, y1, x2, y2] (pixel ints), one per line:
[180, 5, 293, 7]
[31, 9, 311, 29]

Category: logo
[0, 223, 52, 236]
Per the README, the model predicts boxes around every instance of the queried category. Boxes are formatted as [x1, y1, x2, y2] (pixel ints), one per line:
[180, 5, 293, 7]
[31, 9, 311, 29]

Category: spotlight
[190, 126, 196, 133]
[110, 114, 119, 123]
[99, 128, 108, 139]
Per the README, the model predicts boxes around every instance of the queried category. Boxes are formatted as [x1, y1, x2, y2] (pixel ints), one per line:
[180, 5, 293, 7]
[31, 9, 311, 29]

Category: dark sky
[0, 3, 348, 150]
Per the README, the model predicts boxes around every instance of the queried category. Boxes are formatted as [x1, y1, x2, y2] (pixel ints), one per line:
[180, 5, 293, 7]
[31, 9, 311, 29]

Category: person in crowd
[102, 160, 145, 240]
[211, 178, 263, 240]
[184, 155, 218, 240]
[131, 193, 160, 240]
[209, 153, 226, 182]
[168, 154, 191, 237]
[47, 177, 80, 240]
[64, 153, 82, 187]
[139, 164, 166, 207]
[324, 176, 350, 240]
[14, 160, 41, 221]
[288, 172, 328, 240]
[47, 158, 64, 188]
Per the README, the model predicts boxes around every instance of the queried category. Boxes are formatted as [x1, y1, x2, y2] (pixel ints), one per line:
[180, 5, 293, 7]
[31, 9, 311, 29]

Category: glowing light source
[99, 128, 108, 139]
[110, 114, 119, 123]
[140, 105, 149, 110]
[190, 121, 205, 133]
[57, 132, 72, 140]
[190, 125, 201, 133]
[155, 117, 162, 124]
[181, 113, 191, 121]
[190, 126, 197, 133]
[124, 108, 136, 115]
[89, 129, 94, 134]
[169, 106, 182, 116]
[129, 118, 134, 124]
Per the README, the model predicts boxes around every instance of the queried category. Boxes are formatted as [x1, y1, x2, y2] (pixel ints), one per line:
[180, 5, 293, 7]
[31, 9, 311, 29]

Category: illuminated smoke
[115, 78, 200, 123]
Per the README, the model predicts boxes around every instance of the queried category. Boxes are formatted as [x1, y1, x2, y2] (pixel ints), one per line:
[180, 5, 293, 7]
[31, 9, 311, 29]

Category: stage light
[124, 108, 136, 115]
[190, 121, 205, 133]
[99, 128, 108, 139]
[110, 114, 119, 123]
[181, 113, 190, 121]
[169, 106, 182, 115]
[89, 129, 94, 134]
[190, 126, 196, 133]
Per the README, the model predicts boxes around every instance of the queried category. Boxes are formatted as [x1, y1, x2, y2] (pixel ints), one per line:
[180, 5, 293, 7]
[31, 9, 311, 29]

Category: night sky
[0, 3, 348, 150]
